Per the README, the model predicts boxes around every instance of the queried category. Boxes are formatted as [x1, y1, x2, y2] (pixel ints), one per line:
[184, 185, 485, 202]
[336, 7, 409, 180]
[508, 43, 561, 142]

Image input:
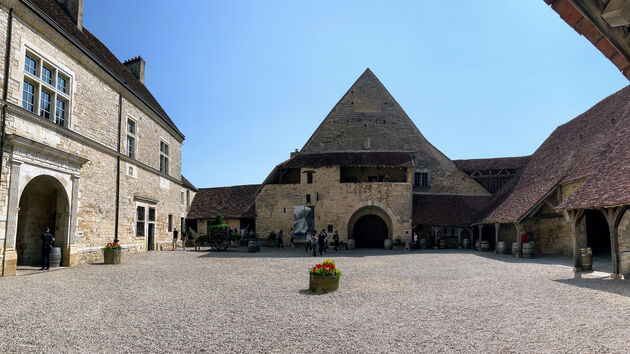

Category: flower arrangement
[309, 259, 342, 277]
[103, 242, 121, 251]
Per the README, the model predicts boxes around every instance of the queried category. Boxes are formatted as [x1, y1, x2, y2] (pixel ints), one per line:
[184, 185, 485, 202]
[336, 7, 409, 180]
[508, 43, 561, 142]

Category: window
[186, 190, 190, 209]
[57, 75, 67, 94]
[42, 65, 53, 85]
[148, 207, 156, 222]
[327, 224, 333, 233]
[22, 52, 71, 127]
[22, 81, 35, 112]
[55, 99, 66, 126]
[128, 166, 134, 175]
[126, 118, 136, 159]
[40, 89, 51, 119]
[306, 194, 311, 204]
[136, 206, 146, 237]
[159, 141, 170, 174]
[415, 172, 429, 187]
[168, 214, 173, 232]
[306, 171, 313, 184]
[180, 191, 184, 205]
[24, 54, 37, 75]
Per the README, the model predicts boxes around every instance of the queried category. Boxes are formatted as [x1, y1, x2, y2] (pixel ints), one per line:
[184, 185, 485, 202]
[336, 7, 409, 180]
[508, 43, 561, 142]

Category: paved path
[0, 248, 629, 352]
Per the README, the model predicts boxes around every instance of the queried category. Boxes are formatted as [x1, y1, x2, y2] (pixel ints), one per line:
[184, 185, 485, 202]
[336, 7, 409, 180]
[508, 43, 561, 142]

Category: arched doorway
[15, 175, 69, 266]
[585, 210, 610, 256]
[353, 214, 388, 248]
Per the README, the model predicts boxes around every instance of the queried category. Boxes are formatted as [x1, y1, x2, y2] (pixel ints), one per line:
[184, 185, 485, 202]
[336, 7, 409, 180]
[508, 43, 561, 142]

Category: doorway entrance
[353, 214, 388, 248]
[585, 210, 610, 256]
[15, 175, 69, 266]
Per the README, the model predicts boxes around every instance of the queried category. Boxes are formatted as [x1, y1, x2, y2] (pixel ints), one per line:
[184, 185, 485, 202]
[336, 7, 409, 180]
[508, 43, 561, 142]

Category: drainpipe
[114, 93, 121, 243]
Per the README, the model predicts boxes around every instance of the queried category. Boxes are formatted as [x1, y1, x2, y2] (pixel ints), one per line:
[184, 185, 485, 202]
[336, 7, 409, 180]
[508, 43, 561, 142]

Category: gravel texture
[1, 247, 630, 353]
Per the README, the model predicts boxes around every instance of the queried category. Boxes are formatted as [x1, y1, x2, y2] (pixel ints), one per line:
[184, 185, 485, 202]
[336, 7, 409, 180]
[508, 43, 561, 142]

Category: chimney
[123, 56, 146, 84]
[56, 0, 84, 30]
[290, 149, 299, 158]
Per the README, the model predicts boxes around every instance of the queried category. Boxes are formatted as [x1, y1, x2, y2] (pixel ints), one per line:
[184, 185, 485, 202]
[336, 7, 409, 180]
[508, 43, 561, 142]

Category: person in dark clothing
[333, 231, 340, 252]
[40, 227, 55, 270]
[277, 230, 284, 249]
[172, 228, 178, 251]
[318, 230, 325, 256]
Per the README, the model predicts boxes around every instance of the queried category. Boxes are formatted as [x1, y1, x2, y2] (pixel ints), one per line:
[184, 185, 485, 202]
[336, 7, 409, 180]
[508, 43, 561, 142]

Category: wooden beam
[494, 223, 500, 254]
[600, 206, 629, 278]
[567, 209, 584, 272]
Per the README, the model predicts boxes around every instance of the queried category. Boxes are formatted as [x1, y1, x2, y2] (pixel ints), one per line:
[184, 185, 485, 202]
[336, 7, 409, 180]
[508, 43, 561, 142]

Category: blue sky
[83, 1, 627, 188]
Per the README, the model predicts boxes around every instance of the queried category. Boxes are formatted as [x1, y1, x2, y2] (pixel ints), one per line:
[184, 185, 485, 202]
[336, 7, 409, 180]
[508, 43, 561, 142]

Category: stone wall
[0, 3, 187, 274]
[256, 166, 413, 242]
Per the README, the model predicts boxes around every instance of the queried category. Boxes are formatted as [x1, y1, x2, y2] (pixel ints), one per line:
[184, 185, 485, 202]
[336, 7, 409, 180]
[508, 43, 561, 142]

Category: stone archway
[348, 205, 393, 248]
[15, 175, 69, 266]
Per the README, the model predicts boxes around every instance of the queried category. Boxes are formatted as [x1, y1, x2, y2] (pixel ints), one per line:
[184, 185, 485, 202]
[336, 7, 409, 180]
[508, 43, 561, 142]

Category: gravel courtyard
[1, 248, 630, 353]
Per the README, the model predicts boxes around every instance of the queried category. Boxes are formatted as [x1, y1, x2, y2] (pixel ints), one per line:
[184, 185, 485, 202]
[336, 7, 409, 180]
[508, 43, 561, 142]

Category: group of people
[305, 230, 339, 256]
[171, 227, 188, 251]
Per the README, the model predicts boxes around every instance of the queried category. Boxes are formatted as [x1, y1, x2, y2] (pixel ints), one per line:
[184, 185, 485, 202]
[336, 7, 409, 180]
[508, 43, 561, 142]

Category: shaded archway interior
[352, 214, 389, 248]
[585, 210, 610, 256]
[16, 175, 69, 266]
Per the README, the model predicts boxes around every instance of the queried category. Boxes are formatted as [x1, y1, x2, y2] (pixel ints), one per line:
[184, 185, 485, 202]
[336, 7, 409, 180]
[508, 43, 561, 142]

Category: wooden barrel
[49, 247, 62, 268]
[463, 239, 470, 249]
[580, 248, 593, 271]
[247, 240, 258, 253]
[620, 251, 630, 279]
[512, 242, 520, 257]
[497, 241, 506, 254]
[438, 238, 447, 249]
[475, 240, 480, 250]
[480, 240, 491, 251]
[419, 239, 427, 249]
[522, 242, 535, 259]
[384, 239, 392, 250]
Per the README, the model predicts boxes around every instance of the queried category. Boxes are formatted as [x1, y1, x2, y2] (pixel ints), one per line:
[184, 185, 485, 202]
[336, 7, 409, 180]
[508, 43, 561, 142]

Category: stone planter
[103, 247, 122, 264]
[384, 239, 392, 250]
[309, 273, 340, 294]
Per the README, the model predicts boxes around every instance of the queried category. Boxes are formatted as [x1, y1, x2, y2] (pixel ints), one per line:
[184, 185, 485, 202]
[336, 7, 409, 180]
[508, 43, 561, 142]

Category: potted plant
[309, 259, 342, 294]
[103, 242, 122, 264]
[392, 238, 403, 251]
[264, 232, 277, 247]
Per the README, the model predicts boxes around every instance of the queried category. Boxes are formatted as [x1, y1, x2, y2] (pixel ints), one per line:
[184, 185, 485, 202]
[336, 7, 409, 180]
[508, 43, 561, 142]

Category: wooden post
[494, 223, 500, 254]
[514, 223, 522, 259]
[567, 209, 584, 272]
[467, 227, 472, 248]
[600, 206, 628, 278]
[477, 224, 483, 250]
[456, 227, 462, 249]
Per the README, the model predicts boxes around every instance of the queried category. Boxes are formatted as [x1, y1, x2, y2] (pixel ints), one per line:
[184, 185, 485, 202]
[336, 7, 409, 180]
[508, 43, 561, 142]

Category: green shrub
[197, 234, 209, 245]
[268, 232, 277, 240]
[393, 238, 402, 246]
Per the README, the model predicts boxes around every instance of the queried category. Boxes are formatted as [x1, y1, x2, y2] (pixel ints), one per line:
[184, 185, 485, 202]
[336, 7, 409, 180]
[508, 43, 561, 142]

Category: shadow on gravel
[196, 247, 420, 259]
[554, 274, 630, 298]
[297, 289, 320, 296]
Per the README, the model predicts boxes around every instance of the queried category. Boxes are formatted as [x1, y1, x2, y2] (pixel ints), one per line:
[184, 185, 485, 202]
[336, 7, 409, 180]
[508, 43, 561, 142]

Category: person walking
[413, 232, 418, 249]
[318, 230, 326, 256]
[289, 228, 295, 248]
[181, 230, 187, 251]
[277, 230, 284, 249]
[40, 227, 55, 270]
[312, 233, 318, 257]
[306, 231, 312, 254]
[172, 228, 178, 250]
[323, 230, 329, 255]
[333, 231, 340, 252]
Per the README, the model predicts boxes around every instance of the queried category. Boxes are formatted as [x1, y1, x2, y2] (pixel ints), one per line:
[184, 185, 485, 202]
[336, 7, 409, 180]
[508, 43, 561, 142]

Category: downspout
[114, 93, 121, 243]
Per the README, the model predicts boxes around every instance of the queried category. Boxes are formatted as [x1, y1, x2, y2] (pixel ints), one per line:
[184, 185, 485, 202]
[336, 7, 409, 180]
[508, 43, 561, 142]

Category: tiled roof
[187, 184, 259, 220]
[181, 176, 197, 192]
[280, 152, 413, 168]
[454, 156, 530, 172]
[485, 84, 630, 222]
[26, 0, 184, 138]
[412, 194, 492, 226]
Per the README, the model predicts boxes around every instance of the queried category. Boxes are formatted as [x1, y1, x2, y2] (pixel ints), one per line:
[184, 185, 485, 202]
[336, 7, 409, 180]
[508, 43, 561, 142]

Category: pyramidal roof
[301, 68, 441, 154]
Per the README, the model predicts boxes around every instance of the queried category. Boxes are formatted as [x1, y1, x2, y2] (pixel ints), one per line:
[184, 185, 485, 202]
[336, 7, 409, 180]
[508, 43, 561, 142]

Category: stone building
[255, 69, 493, 247]
[0, 0, 190, 275]
[187, 184, 257, 236]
